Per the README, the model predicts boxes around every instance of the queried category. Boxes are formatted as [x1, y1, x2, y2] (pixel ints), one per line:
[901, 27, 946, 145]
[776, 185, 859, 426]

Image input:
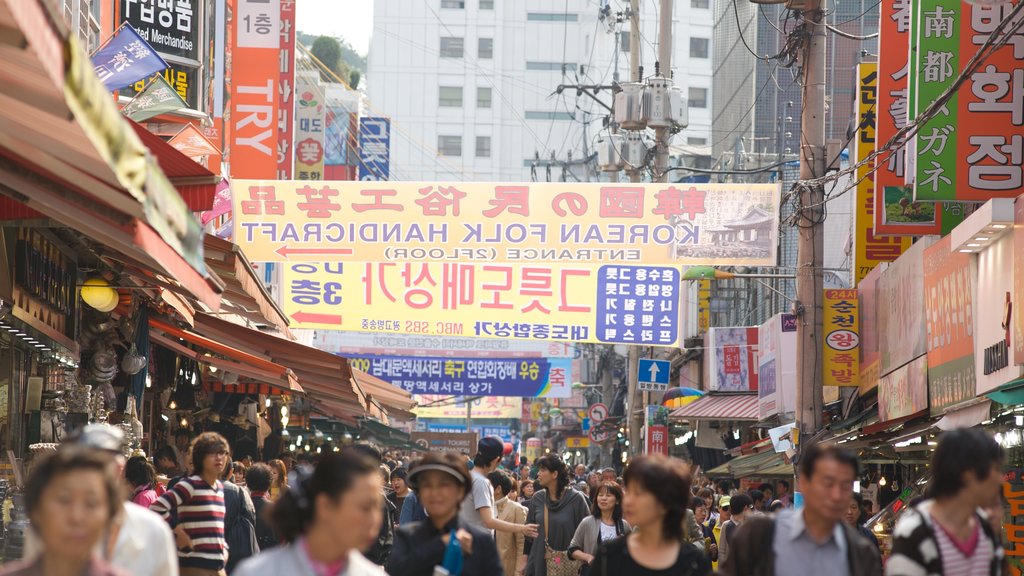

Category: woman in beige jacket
[489, 471, 528, 576]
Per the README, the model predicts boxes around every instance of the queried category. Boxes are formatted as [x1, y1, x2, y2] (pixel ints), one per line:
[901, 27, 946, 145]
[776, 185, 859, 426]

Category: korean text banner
[413, 396, 522, 419]
[120, 0, 199, 61]
[313, 330, 576, 359]
[824, 290, 860, 386]
[910, 1, 1024, 201]
[91, 23, 168, 91]
[874, 0, 965, 236]
[231, 181, 781, 266]
[878, 355, 928, 422]
[295, 71, 325, 180]
[358, 117, 390, 181]
[924, 235, 976, 415]
[346, 354, 557, 398]
[229, 0, 280, 179]
[276, 0, 295, 179]
[282, 262, 682, 347]
[853, 62, 910, 284]
[879, 236, 934, 376]
[706, 327, 759, 392]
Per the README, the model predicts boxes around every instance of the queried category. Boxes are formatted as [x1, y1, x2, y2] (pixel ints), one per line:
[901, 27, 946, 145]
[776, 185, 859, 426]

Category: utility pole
[626, 0, 643, 458]
[795, 3, 827, 440]
[654, 0, 672, 184]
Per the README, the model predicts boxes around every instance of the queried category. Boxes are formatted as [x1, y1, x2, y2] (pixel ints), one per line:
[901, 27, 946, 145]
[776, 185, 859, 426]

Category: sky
[295, 0, 375, 55]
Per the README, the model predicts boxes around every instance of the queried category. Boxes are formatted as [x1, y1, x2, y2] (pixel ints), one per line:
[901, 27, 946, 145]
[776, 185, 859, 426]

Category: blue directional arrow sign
[638, 359, 671, 392]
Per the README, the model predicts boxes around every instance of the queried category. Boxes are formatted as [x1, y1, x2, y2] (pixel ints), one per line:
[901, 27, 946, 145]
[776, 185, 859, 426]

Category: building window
[478, 38, 493, 59]
[441, 0, 465, 8]
[527, 12, 578, 22]
[690, 37, 709, 59]
[691, 0, 709, 8]
[438, 135, 463, 156]
[524, 110, 575, 120]
[688, 137, 708, 145]
[694, 156, 713, 169]
[480, 0, 494, 8]
[477, 87, 492, 108]
[440, 37, 464, 57]
[688, 87, 708, 108]
[620, 30, 630, 52]
[439, 86, 463, 107]
[476, 136, 492, 157]
[526, 61, 576, 71]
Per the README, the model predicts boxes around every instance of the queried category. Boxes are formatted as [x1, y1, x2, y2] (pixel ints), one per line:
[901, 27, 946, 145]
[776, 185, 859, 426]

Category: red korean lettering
[295, 185, 341, 218]
[352, 189, 404, 212]
[551, 192, 588, 217]
[363, 263, 398, 305]
[599, 187, 645, 218]
[401, 264, 437, 309]
[864, 230, 906, 261]
[559, 269, 592, 313]
[651, 186, 707, 220]
[242, 185, 284, 215]
[441, 263, 475, 310]
[415, 185, 467, 216]
[519, 267, 553, 314]
[483, 186, 530, 217]
[480, 265, 514, 309]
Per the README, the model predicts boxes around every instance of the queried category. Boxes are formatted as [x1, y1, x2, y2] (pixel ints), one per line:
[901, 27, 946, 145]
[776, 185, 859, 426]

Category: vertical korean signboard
[295, 71, 325, 180]
[358, 117, 391, 181]
[276, 0, 295, 179]
[910, 1, 1024, 202]
[853, 63, 910, 284]
[924, 235, 976, 415]
[874, 0, 966, 236]
[230, 0, 280, 178]
[823, 290, 860, 386]
[644, 405, 669, 456]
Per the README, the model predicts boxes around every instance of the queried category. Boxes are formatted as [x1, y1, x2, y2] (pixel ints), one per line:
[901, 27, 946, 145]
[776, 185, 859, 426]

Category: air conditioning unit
[614, 83, 646, 130]
[644, 77, 689, 130]
[624, 132, 646, 170]
[597, 134, 625, 172]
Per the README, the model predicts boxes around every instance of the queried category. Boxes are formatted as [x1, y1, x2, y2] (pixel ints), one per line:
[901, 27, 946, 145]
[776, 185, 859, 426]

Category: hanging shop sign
[294, 71, 325, 181]
[823, 290, 861, 386]
[853, 62, 911, 284]
[122, 63, 198, 110]
[908, 0, 1024, 202]
[874, 0, 966, 236]
[358, 117, 390, 181]
[878, 355, 928, 422]
[705, 327, 759, 392]
[1015, 196, 1024, 366]
[758, 314, 797, 420]
[924, 236, 977, 414]
[229, 0, 280, 179]
[412, 396, 522, 419]
[977, 234, 1021, 395]
[423, 423, 513, 441]
[120, 0, 199, 61]
[276, 0, 295, 179]
[858, 263, 887, 395]
[313, 330, 576, 359]
[281, 262, 681, 346]
[879, 237, 934, 376]
[231, 181, 781, 266]
[11, 230, 76, 338]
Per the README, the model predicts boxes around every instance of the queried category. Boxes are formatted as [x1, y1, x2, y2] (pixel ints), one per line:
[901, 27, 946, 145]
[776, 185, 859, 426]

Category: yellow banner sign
[232, 180, 780, 265]
[282, 261, 682, 346]
[565, 436, 591, 449]
[823, 289, 860, 386]
[413, 395, 522, 419]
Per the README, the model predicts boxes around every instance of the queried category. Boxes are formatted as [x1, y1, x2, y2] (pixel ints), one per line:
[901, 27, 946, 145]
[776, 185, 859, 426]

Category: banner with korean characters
[358, 117, 391, 181]
[909, 0, 1024, 202]
[853, 63, 911, 285]
[229, 0, 280, 179]
[874, 0, 967, 236]
[276, 0, 295, 179]
[231, 180, 781, 266]
[923, 235, 977, 415]
[281, 262, 682, 346]
[823, 290, 860, 386]
[295, 70, 325, 180]
[413, 396, 522, 420]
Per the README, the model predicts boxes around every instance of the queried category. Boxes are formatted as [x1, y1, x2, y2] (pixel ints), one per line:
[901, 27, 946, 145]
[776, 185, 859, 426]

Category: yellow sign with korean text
[853, 63, 910, 284]
[413, 395, 522, 419]
[281, 262, 683, 346]
[565, 436, 591, 449]
[824, 289, 860, 387]
[232, 180, 780, 266]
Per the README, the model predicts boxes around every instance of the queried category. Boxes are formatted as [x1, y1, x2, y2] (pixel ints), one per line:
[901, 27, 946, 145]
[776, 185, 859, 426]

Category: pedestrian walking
[460, 436, 538, 540]
[125, 455, 160, 508]
[150, 432, 231, 576]
[221, 458, 259, 574]
[721, 443, 881, 576]
[489, 471, 528, 576]
[717, 492, 752, 565]
[387, 452, 504, 576]
[390, 467, 412, 526]
[519, 479, 536, 505]
[524, 454, 591, 576]
[350, 445, 396, 567]
[590, 455, 711, 576]
[691, 497, 718, 564]
[846, 492, 880, 552]
[1, 447, 126, 576]
[232, 451, 386, 576]
[244, 463, 279, 551]
[887, 428, 1005, 576]
[268, 459, 288, 500]
[568, 481, 631, 575]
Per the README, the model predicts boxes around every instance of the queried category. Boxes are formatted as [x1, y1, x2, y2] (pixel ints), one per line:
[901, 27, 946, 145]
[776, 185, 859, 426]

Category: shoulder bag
[544, 504, 583, 576]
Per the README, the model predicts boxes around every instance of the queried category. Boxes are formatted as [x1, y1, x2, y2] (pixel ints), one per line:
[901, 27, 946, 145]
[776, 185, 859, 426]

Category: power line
[825, 24, 877, 40]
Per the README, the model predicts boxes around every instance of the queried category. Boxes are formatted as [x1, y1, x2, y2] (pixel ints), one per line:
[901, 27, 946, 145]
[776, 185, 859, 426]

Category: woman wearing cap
[387, 452, 504, 576]
[524, 454, 591, 576]
[0, 447, 125, 576]
[232, 450, 386, 575]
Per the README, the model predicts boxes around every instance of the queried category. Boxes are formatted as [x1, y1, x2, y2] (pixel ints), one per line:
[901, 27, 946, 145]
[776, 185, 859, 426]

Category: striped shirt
[150, 475, 228, 570]
[933, 517, 992, 576]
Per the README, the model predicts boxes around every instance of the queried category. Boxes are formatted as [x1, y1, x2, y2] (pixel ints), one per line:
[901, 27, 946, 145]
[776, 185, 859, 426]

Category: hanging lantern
[81, 278, 118, 312]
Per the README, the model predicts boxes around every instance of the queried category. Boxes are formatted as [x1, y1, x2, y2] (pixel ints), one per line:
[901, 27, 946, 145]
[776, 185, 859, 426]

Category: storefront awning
[202, 235, 291, 331]
[936, 399, 991, 431]
[351, 369, 418, 422]
[706, 450, 792, 478]
[986, 378, 1024, 406]
[669, 393, 759, 422]
[128, 121, 220, 212]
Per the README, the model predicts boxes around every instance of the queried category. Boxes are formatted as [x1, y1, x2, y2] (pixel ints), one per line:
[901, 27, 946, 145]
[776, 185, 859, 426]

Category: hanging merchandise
[239, 397, 259, 426]
[80, 278, 118, 312]
[121, 343, 147, 375]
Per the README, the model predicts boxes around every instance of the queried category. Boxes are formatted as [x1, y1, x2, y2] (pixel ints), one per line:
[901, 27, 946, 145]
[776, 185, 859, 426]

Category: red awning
[128, 120, 220, 212]
[669, 393, 760, 422]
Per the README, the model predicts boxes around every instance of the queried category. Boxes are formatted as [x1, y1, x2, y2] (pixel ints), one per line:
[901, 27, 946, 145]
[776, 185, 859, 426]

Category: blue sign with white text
[357, 117, 390, 181]
[596, 266, 680, 345]
[346, 354, 551, 397]
[638, 358, 671, 392]
[91, 23, 168, 91]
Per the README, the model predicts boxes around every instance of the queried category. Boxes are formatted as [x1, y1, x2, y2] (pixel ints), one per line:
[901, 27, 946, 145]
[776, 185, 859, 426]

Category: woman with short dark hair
[124, 455, 159, 508]
[524, 453, 592, 576]
[245, 463, 278, 551]
[568, 482, 631, 575]
[591, 455, 711, 576]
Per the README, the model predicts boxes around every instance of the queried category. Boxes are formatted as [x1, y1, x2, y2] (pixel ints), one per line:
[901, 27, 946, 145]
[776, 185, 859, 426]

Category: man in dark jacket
[245, 463, 279, 551]
[222, 458, 259, 574]
[721, 443, 881, 576]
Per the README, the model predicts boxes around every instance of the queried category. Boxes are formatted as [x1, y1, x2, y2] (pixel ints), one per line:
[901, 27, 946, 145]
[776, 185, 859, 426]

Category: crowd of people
[0, 425, 1009, 576]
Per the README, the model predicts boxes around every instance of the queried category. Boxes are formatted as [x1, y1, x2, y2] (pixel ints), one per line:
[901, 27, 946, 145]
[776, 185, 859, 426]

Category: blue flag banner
[91, 23, 168, 91]
[347, 354, 552, 397]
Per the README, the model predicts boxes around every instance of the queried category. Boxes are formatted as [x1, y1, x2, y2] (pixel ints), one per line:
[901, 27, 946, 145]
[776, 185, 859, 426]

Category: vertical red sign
[723, 345, 742, 374]
[229, 0, 281, 179]
[277, 0, 295, 179]
[645, 425, 669, 456]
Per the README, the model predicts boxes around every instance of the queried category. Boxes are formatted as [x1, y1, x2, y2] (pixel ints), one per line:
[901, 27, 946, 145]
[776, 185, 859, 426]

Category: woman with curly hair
[268, 458, 288, 500]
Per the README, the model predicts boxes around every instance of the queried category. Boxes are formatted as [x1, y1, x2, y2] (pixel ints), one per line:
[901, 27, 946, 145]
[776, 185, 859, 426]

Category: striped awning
[669, 393, 759, 422]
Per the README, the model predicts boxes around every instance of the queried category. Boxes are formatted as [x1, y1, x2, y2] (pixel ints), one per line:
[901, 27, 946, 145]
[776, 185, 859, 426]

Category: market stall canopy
[669, 393, 759, 422]
[706, 450, 793, 478]
[351, 369, 418, 422]
[127, 120, 220, 212]
[0, 0, 219, 308]
[202, 235, 291, 332]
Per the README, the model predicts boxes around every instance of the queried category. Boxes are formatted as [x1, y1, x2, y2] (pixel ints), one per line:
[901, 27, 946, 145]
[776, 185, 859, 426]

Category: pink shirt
[131, 485, 158, 509]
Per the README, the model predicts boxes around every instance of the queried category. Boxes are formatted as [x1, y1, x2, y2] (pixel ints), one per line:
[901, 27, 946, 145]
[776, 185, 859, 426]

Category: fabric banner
[924, 235, 976, 414]
[232, 180, 782, 266]
[312, 330, 576, 359]
[823, 289, 860, 386]
[706, 327, 759, 391]
[276, 0, 295, 179]
[295, 71, 325, 180]
[879, 237, 935, 376]
[169, 123, 220, 166]
[346, 354, 556, 397]
[358, 117, 390, 181]
[122, 74, 189, 121]
[413, 396, 522, 419]
[878, 355, 928, 422]
[229, 0, 280, 179]
[281, 262, 681, 346]
[91, 23, 168, 91]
